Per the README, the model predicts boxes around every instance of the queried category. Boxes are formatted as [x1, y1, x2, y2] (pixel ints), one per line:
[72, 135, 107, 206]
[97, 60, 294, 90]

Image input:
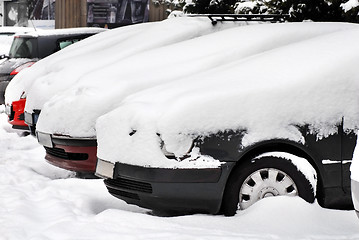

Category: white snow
[0, 108, 359, 239]
[96, 25, 359, 168]
[6, 17, 245, 108]
[31, 22, 357, 140]
[341, 0, 359, 12]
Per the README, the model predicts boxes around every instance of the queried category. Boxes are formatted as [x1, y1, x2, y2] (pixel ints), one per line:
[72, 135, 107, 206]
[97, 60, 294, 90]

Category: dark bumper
[44, 137, 98, 173]
[103, 161, 235, 214]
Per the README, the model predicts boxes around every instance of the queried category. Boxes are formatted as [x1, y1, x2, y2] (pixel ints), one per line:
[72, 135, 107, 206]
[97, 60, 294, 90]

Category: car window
[9, 37, 38, 58]
[58, 39, 80, 50]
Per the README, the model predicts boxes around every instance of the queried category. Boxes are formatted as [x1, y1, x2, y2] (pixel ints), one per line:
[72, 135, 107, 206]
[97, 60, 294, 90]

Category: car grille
[8, 106, 14, 121]
[107, 188, 140, 200]
[44, 147, 88, 160]
[105, 178, 153, 194]
[18, 113, 25, 121]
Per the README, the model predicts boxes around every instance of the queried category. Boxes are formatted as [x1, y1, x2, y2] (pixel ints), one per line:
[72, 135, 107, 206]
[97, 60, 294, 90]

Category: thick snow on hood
[5, 17, 244, 107]
[35, 22, 357, 138]
[96, 27, 359, 168]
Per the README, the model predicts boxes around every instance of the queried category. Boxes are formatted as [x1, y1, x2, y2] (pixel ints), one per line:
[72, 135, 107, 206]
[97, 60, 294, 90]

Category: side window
[57, 39, 81, 50]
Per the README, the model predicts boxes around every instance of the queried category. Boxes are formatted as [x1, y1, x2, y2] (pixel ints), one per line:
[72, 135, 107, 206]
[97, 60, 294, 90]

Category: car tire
[222, 155, 315, 216]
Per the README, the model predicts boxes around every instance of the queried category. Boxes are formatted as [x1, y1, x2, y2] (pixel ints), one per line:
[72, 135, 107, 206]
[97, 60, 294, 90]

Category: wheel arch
[221, 139, 326, 209]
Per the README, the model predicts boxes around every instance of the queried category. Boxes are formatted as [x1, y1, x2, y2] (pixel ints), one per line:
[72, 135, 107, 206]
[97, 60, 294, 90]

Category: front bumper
[98, 159, 235, 214]
[37, 132, 98, 173]
[351, 179, 359, 218]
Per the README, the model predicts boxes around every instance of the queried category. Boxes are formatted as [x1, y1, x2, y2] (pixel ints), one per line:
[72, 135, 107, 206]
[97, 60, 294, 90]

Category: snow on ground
[1, 107, 359, 240]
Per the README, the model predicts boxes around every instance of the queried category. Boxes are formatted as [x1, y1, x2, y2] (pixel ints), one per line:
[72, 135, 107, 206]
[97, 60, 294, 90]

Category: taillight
[10, 61, 35, 75]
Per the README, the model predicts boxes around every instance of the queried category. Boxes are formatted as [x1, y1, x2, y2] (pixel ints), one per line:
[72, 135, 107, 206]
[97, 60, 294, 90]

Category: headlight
[5, 104, 11, 116]
[24, 111, 32, 125]
[159, 135, 194, 159]
[96, 158, 114, 179]
[160, 140, 175, 158]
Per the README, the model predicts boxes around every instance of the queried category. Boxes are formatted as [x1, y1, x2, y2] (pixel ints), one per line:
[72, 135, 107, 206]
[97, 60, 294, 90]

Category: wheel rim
[238, 168, 298, 210]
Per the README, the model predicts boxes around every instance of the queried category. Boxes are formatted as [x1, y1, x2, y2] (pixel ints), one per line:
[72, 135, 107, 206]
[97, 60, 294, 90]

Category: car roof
[14, 27, 106, 38]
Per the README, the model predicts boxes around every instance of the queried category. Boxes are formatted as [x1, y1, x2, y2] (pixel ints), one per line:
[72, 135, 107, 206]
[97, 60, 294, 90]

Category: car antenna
[30, 19, 38, 32]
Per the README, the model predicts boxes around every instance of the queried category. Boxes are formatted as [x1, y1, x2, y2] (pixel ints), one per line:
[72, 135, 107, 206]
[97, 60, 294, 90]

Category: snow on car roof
[0, 27, 33, 55]
[5, 17, 245, 107]
[94, 26, 359, 168]
[34, 22, 358, 141]
[14, 27, 106, 38]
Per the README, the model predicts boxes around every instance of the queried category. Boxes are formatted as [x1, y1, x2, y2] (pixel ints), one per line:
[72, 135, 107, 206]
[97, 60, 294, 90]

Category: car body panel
[7, 98, 27, 129]
[40, 134, 98, 173]
[103, 161, 234, 214]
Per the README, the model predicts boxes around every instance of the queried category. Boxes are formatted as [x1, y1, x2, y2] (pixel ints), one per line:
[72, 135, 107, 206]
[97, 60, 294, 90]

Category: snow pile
[96, 27, 359, 168]
[35, 22, 357, 138]
[0, 112, 359, 239]
[341, 0, 359, 12]
[5, 17, 244, 108]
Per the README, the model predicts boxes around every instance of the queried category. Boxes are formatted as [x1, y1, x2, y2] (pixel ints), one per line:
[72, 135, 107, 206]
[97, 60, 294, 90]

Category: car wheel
[222, 155, 315, 216]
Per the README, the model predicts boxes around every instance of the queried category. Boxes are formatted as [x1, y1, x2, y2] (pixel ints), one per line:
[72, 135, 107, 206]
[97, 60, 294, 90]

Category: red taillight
[10, 61, 35, 75]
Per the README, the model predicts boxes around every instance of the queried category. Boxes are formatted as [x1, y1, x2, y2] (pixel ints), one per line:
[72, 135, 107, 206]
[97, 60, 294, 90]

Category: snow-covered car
[0, 27, 33, 56]
[34, 21, 358, 178]
[22, 17, 251, 136]
[34, 22, 357, 177]
[27, 17, 261, 176]
[95, 26, 359, 216]
[3, 27, 106, 129]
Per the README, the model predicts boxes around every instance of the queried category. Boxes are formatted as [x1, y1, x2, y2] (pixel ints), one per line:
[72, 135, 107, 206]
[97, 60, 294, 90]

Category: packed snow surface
[0, 109, 359, 239]
[96, 26, 359, 168]
[34, 22, 357, 139]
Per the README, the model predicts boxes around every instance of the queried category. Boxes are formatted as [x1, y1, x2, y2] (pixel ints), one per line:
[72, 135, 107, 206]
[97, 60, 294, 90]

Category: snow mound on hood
[96, 27, 359, 168]
[35, 22, 357, 138]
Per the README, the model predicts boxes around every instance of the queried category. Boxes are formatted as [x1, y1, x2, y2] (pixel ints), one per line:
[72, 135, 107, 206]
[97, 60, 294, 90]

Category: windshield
[9, 37, 38, 58]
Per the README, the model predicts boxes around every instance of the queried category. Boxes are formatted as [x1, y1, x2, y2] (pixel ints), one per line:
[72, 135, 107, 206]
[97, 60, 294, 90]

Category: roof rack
[187, 14, 290, 25]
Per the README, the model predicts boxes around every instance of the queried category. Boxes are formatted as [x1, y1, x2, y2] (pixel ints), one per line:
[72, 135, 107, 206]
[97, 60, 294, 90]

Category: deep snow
[0, 107, 359, 240]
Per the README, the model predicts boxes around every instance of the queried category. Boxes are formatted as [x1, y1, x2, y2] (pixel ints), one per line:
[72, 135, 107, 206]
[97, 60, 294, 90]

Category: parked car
[33, 22, 357, 178]
[94, 26, 359, 216]
[0, 27, 33, 103]
[24, 16, 258, 177]
[3, 27, 106, 130]
[21, 17, 245, 137]
[350, 135, 359, 218]
[0, 27, 33, 56]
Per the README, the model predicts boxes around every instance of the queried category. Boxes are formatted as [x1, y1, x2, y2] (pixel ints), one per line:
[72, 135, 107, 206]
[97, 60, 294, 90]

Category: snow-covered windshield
[9, 37, 38, 59]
